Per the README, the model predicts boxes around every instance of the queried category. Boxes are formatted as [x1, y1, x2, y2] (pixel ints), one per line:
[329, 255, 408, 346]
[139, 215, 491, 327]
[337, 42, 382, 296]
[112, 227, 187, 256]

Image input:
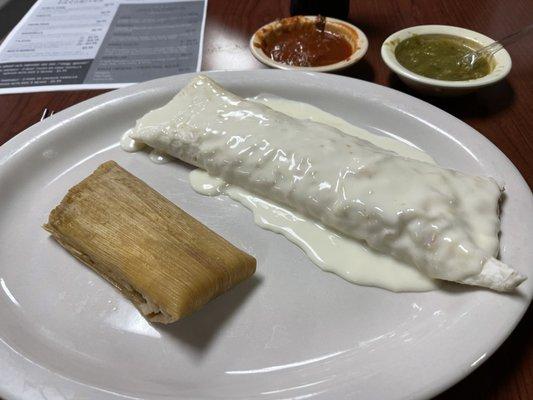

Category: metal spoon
[460, 23, 533, 69]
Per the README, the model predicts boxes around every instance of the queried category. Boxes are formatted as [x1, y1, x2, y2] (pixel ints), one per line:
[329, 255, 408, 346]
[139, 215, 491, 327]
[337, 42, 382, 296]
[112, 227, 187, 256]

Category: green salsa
[394, 34, 491, 81]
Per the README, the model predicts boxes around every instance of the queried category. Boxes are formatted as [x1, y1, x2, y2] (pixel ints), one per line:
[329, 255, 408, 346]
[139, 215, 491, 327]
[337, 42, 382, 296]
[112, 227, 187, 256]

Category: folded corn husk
[44, 161, 256, 323]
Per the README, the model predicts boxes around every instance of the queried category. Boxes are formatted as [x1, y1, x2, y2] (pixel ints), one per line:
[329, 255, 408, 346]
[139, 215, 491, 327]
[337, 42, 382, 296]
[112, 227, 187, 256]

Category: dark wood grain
[0, 1, 531, 399]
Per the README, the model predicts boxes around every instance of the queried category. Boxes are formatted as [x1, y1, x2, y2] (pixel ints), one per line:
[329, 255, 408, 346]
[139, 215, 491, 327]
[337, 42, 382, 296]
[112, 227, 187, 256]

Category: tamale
[43, 161, 256, 323]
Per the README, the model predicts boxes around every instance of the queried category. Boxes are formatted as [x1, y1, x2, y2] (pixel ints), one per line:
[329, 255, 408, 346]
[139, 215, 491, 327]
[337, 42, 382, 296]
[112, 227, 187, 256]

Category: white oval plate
[0, 71, 531, 400]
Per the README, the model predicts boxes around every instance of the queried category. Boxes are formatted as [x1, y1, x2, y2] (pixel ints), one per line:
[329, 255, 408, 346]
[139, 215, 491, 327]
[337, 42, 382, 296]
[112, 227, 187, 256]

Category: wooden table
[0, 0, 531, 398]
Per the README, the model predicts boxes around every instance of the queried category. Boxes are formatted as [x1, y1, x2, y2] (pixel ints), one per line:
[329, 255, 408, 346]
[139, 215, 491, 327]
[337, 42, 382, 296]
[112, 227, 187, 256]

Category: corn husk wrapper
[44, 161, 256, 323]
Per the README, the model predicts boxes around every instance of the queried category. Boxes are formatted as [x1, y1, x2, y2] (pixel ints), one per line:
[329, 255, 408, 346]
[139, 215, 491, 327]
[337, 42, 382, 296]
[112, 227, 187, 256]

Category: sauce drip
[261, 18, 353, 67]
[395, 34, 491, 81]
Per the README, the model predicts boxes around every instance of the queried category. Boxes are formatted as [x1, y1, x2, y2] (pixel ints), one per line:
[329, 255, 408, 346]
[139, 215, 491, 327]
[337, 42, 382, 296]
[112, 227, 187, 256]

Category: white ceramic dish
[250, 16, 368, 72]
[381, 25, 512, 96]
[0, 70, 531, 400]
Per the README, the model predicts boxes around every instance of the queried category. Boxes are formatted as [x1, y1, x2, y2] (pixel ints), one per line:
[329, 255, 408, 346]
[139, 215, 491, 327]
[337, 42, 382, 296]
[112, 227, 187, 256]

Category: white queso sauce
[123, 94, 439, 291]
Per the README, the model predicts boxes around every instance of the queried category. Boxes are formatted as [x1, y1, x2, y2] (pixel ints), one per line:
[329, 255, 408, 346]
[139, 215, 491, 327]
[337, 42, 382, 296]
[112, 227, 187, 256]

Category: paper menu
[0, 0, 206, 94]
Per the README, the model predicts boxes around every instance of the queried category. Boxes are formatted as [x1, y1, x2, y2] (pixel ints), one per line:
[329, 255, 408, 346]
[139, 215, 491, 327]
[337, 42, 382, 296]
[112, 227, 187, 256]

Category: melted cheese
[123, 75, 525, 291]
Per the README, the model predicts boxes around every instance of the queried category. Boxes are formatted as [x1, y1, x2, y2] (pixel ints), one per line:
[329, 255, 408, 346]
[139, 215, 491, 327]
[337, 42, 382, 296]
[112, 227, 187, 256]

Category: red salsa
[260, 17, 354, 67]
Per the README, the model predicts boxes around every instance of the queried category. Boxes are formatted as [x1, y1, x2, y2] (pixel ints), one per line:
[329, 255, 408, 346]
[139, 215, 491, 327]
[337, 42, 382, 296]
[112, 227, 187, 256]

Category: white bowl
[381, 25, 512, 96]
[250, 16, 368, 72]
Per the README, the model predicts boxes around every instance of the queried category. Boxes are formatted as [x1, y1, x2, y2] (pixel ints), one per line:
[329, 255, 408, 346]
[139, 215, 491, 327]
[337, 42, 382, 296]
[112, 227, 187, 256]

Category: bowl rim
[380, 24, 512, 88]
[249, 16, 369, 72]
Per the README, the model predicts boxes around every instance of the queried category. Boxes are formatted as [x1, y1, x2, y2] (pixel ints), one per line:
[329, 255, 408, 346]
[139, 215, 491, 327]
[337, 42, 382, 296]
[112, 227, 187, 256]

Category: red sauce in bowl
[260, 17, 354, 67]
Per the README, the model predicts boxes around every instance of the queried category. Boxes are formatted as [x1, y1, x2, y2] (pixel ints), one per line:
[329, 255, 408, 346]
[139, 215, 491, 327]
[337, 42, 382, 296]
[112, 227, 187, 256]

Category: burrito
[129, 75, 525, 291]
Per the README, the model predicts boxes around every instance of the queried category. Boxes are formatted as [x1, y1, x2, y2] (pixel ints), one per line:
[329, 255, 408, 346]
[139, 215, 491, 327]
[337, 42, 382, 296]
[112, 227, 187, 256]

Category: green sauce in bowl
[395, 34, 491, 81]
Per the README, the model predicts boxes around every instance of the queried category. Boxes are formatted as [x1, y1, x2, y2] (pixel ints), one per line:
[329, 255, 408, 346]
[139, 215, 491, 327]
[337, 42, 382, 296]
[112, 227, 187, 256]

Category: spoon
[460, 23, 533, 69]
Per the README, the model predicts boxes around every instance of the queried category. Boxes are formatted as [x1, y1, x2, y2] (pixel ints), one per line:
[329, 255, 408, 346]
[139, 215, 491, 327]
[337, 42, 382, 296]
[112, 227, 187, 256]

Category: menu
[0, 0, 206, 94]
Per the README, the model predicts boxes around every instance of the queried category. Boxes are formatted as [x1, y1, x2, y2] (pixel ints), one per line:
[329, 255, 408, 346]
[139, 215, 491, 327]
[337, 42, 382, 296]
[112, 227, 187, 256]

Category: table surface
[0, 0, 531, 399]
